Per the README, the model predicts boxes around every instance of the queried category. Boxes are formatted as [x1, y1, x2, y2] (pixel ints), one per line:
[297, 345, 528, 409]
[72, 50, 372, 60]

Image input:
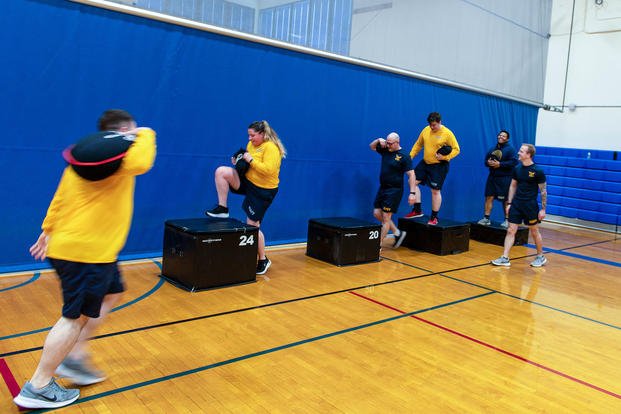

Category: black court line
[382, 239, 621, 331]
[29, 291, 496, 413]
[3, 237, 617, 359]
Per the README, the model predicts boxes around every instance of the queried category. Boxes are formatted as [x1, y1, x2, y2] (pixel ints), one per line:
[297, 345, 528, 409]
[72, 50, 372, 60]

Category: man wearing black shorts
[492, 144, 547, 267]
[14, 110, 156, 409]
[370, 133, 417, 248]
[404, 112, 460, 225]
[477, 130, 517, 228]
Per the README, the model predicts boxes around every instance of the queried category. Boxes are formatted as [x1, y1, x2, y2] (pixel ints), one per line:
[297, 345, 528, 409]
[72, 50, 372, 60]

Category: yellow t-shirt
[409, 125, 460, 164]
[42, 128, 157, 263]
[245, 140, 282, 189]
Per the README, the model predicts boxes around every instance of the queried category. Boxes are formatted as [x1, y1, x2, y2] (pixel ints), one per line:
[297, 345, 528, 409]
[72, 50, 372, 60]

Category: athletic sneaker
[14, 378, 79, 409]
[404, 209, 424, 219]
[477, 218, 491, 226]
[530, 255, 547, 267]
[55, 357, 106, 386]
[256, 257, 271, 275]
[393, 230, 407, 248]
[205, 205, 229, 218]
[427, 217, 438, 226]
[491, 256, 511, 266]
[500, 219, 509, 229]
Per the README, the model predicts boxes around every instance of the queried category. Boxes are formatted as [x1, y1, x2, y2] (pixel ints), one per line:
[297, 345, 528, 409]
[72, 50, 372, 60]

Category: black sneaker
[256, 257, 271, 275]
[205, 205, 229, 218]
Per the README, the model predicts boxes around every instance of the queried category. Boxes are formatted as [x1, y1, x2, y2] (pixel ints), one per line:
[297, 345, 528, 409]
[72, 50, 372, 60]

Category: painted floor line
[28, 291, 494, 412]
[381, 256, 621, 331]
[0, 273, 40, 293]
[350, 291, 621, 400]
[0, 261, 164, 342]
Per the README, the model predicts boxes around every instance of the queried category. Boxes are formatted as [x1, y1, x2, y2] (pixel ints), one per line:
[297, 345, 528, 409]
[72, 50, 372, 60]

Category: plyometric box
[397, 216, 470, 255]
[306, 217, 381, 266]
[162, 218, 258, 291]
[470, 222, 529, 246]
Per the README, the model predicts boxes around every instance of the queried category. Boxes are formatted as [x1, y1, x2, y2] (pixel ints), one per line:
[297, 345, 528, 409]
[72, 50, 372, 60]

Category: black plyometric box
[162, 218, 259, 291]
[470, 222, 529, 246]
[306, 217, 381, 266]
[397, 216, 470, 255]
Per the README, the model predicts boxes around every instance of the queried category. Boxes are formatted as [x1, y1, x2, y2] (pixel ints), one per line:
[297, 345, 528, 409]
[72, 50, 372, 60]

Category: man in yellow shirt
[14, 110, 156, 409]
[404, 112, 460, 225]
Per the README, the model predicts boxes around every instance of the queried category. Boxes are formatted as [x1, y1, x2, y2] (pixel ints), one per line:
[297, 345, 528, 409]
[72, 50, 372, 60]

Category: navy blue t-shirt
[377, 146, 413, 188]
[512, 163, 546, 201]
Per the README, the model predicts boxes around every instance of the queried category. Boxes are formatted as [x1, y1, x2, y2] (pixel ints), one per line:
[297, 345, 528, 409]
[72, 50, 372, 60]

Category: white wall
[350, 0, 551, 104]
[536, 0, 621, 150]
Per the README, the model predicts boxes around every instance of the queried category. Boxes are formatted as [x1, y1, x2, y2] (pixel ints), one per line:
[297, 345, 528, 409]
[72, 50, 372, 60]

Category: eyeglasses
[386, 141, 398, 146]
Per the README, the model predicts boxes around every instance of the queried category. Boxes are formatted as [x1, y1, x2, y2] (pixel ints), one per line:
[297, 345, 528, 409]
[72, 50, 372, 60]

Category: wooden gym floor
[1, 222, 620, 413]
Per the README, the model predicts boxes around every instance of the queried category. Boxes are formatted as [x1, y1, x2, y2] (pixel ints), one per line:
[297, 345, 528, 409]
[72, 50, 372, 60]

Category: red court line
[0, 358, 21, 397]
[349, 291, 621, 400]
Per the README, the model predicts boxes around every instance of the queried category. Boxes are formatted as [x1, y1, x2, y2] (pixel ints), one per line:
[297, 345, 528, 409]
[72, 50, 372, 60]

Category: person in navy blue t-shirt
[477, 130, 517, 228]
[492, 144, 548, 267]
[370, 133, 417, 249]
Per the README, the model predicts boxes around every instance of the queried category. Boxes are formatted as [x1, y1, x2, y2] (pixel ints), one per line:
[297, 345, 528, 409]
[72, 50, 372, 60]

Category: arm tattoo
[539, 182, 547, 209]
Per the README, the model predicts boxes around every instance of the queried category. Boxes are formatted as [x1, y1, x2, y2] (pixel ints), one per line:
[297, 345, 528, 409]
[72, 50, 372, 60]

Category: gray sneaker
[491, 256, 511, 266]
[500, 219, 509, 228]
[55, 357, 106, 386]
[393, 230, 407, 248]
[14, 378, 79, 409]
[477, 218, 491, 226]
[530, 255, 547, 267]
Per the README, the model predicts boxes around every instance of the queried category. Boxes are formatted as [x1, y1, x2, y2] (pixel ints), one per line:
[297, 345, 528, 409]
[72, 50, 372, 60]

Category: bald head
[387, 132, 400, 142]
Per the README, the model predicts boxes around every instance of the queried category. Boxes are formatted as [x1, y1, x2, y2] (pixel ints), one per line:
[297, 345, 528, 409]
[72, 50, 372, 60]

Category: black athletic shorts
[414, 161, 449, 190]
[485, 175, 512, 200]
[508, 199, 540, 226]
[231, 176, 278, 222]
[373, 186, 403, 214]
[49, 258, 125, 319]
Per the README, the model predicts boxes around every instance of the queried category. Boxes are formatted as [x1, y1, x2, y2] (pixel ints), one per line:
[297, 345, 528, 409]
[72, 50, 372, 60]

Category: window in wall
[129, 0, 256, 33]
[259, 0, 352, 55]
[112, 0, 352, 56]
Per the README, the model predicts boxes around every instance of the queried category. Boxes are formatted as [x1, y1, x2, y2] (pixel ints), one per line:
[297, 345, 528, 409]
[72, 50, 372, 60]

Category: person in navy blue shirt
[492, 144, 548, 267]
[370, 133, 417, 249]
[477, 130, 517, 228]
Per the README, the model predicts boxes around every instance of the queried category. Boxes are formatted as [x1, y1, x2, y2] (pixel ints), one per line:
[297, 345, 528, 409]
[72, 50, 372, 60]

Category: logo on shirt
[394, 154, 402, 161]
[529, 171, 535, 178]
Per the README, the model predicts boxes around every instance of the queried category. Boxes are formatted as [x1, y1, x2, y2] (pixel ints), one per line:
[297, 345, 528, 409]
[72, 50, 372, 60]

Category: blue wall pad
[0, 0, 537, 268]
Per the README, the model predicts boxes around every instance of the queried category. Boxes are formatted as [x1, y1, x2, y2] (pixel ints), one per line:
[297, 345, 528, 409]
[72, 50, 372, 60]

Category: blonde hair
[249, 120, 287, 159]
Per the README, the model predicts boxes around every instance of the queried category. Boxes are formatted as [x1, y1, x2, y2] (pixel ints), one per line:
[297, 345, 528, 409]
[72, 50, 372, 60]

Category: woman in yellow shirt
[206, 120, 286, 275]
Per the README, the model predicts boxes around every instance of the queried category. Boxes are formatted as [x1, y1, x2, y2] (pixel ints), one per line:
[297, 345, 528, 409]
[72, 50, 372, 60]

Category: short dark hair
[98, 109, 134, 131]
[499, 130, 510, 139]
[427, 112, 441, 124]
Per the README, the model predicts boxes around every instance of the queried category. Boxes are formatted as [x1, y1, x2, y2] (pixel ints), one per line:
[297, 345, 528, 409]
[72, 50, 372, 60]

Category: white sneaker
[477, 218, 491, 226]
[500, 219, 509, 228]
[393, 231, 407, 248]
[491, 256, 511, 266]
[530, 255, 547, 267]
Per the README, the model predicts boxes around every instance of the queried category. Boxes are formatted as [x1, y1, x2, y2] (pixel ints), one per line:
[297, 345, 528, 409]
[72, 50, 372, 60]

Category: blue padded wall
[0, 0, 538, 270]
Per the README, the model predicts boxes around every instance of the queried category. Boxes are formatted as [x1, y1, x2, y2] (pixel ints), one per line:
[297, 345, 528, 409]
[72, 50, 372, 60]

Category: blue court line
[31, 290, 495, 412]
[0, 260, 163, 341]
[525, 243, 621, 268]
[381, 256, 621, 331]
[0, 273, 40, 293]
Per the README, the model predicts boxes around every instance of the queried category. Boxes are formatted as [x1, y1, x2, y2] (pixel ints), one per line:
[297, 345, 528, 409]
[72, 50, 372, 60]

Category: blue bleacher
[536, 146, 620, 226]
